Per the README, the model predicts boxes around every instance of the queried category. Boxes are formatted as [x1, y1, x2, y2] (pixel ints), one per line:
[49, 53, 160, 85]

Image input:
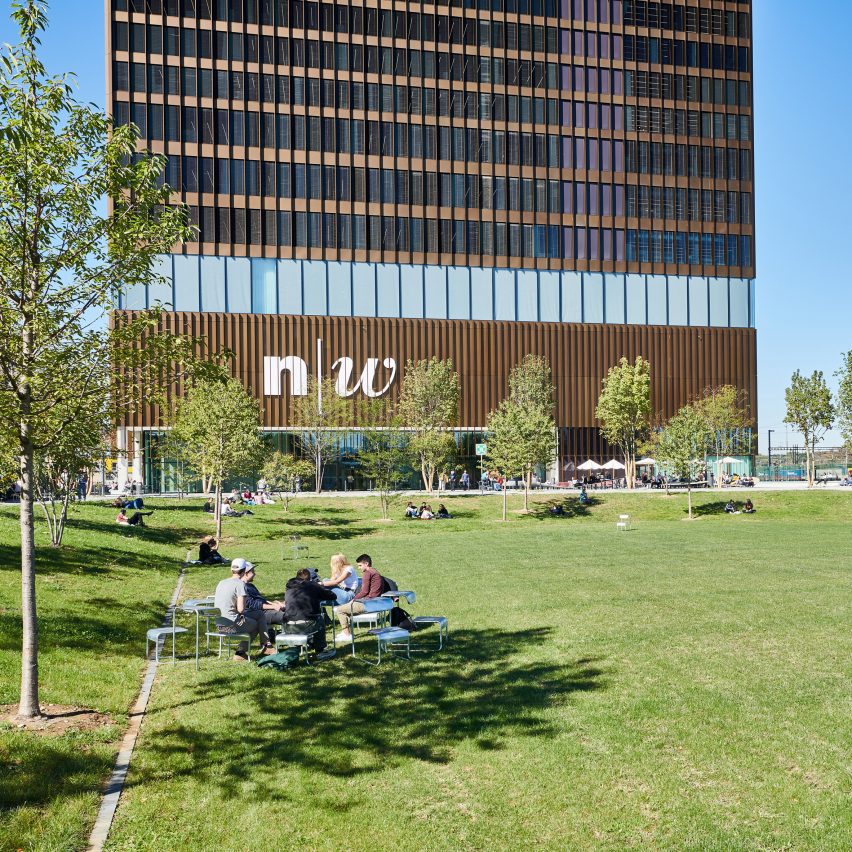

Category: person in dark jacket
[243, 563, 286, 646]
[199, 537, 224, 564]
[283, 568, 336, 651]
[333, 554, 384, 642]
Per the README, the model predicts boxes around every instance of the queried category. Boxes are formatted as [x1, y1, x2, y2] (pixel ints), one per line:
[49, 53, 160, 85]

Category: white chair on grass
[146, 625, 188, 663]
[411, 616, 449, 650]
[616, 514, 631, 531]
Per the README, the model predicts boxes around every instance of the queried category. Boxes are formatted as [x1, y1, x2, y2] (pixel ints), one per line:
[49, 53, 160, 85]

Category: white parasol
[602, 459, 626, 470]
[577, 459, 603, 471]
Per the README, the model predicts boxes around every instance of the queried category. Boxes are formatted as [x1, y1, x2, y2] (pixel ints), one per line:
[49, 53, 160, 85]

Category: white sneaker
[335, 631, 353, 643]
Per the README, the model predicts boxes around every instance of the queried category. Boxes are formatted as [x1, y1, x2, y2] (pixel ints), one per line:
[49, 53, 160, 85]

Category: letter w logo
[332, 357, 397, 398]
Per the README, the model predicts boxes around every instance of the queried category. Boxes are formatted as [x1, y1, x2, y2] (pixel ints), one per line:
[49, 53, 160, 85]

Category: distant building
[108, 0, 756, 489]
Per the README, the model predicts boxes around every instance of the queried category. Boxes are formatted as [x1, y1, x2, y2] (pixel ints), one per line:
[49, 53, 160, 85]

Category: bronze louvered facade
[116, 310, 756, 455]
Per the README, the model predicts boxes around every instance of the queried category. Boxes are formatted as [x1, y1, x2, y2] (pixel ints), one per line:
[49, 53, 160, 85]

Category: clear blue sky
[2, 0, 850, 447]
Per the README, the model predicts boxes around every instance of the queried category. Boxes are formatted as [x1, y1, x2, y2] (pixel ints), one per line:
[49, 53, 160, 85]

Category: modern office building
[108, 0, 756, 489]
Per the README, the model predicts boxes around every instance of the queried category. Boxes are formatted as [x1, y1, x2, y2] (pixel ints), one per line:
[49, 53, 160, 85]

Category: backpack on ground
[390, 606, 418, 632]
[256, 648, 301, 669]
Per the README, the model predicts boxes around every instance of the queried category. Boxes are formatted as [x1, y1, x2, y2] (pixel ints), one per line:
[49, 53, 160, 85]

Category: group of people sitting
[404, 501, 451, 520]
[114, 496, 154, 527]
[212, 552, 395, 661]
[725, 498, 755, 515]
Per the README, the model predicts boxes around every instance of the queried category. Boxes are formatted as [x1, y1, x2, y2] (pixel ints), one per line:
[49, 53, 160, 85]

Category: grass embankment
[1, 490, 850, 850]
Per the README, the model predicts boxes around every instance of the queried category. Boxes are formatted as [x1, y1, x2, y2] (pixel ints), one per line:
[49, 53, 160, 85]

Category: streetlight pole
[767, 429, 774, 482]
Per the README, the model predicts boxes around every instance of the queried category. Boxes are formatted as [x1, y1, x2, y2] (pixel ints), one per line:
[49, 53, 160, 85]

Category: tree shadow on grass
[689, 500, 737, 518]
[525, 497, 598, 520]
[131, 627, 608, 793]
[0, 733, 115, 811]
[0, 543, 183, 577]
[258, 515, 360, 543]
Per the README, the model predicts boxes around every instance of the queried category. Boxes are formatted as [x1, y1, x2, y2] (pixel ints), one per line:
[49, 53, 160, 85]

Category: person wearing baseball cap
[213, 558, 272, 661]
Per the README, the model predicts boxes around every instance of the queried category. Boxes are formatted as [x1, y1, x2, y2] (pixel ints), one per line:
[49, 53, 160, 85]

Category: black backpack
[390, 606, 417, 632]
[380, 575, 398, 594]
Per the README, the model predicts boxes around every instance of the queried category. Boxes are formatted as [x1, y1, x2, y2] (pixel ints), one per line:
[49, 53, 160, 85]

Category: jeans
[329, 587, 355, 605]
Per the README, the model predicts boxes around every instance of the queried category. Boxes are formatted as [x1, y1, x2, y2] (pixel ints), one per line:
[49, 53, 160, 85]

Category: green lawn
[1, 490, 850, 850]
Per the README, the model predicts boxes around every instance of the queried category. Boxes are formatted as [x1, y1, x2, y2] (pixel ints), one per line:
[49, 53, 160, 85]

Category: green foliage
[784, 370, 835, 488]
[171, 378, 264, 536]
[290, 376, 353, 493]
[486, 398, 556, 517]
[358, 400, 410, 519]
[508, 354, 554, 414]
[0, 0, 194, 718]
[398, 357, 460, 492]
[261, 451, 314, 512]
[693, 384, 751, 462]
[835, 351, 852, 452]
[650, 403, 706, 518]
[595, 356, 652, 489]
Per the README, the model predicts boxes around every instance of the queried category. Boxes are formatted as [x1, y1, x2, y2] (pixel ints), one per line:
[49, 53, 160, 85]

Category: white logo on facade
[263, 340, 397, 398]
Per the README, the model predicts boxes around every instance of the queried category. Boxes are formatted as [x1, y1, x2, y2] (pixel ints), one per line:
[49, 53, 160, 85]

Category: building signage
[263, 339, 397, 399]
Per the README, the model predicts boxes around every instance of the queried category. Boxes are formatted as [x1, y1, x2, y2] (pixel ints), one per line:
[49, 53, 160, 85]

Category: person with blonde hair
[321, 553, 360, 604]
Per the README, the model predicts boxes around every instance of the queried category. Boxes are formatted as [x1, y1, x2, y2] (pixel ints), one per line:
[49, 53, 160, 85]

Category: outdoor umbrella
[636, 457, 656, 466]
[577, 459, 603, 471]
[602, 460, 625, 470]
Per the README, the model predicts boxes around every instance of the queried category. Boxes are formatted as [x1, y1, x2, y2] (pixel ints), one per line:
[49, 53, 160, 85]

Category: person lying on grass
[214, 559, 275, 662]
[283, 568, 336, 653]
[116, 508, 154, 527]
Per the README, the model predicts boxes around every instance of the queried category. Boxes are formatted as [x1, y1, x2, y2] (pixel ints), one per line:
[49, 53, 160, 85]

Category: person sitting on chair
[199, 537, 224, 564]
[724, 500, 736, 514]
[241, 562, 286, 647]
[321, 553, 360, 605]
[743, 498, 755, 514]
[213, 559, 273, 662]
[284, 568, 336, 652]
[333, 554, 384, 643]
[436, 503, 451, 519]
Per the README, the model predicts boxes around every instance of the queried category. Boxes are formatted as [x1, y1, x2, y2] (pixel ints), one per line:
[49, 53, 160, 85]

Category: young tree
[835, 351, 852, 452]
[595, 356, 651, 490]
[486, 399, 556, 516]
[171, 378, 265, 539]
[290, 375, 353, 493]
[398, 357, 460, 492]
[784, 370, 835, 488]
[508, 355, 556, 493]
[358, 413, 410, 519]
[0, 2, 192, 720]
[261, 451, 315, 512]
[651, 403, 706, 520]
[693, 385, 751, 482]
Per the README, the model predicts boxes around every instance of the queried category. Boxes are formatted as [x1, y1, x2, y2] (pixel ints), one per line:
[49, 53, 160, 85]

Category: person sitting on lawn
[724, 500, 736, 514]
[578, 486, 589, 505]
[334, 553, 384, 643]
[404, 501, 418, 518]
[199, 537, 224, 564]
[241, 562, 286, 647]
[203, 499, 214, 513]
[436, 503, 451, 519]
[321, 553, 360, 604]
[743, 498, 755, 514]
[284, 568, 336, 652]
[420, 504, 434, 519]
[221, 500, 253, 518]
[116, 508, 153, 526]
[214, 559, 272, 662]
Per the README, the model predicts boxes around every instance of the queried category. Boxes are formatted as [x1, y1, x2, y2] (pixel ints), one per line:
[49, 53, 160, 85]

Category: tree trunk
[523, 471, 529, 511]
[315, 440, 323, 493]
[806, 438, 814, 488]
[18, 431, 40, 720]
[214, 481, 222, 540]
[502, 481, 507, 521]
[687, 484, 693, 520]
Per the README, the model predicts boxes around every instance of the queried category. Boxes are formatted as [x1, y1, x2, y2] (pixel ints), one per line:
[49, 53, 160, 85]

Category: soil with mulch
[0, 704, 114, 735]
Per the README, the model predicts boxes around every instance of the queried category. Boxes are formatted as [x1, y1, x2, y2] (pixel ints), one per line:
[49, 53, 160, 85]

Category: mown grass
[1, 490, 850, 850]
